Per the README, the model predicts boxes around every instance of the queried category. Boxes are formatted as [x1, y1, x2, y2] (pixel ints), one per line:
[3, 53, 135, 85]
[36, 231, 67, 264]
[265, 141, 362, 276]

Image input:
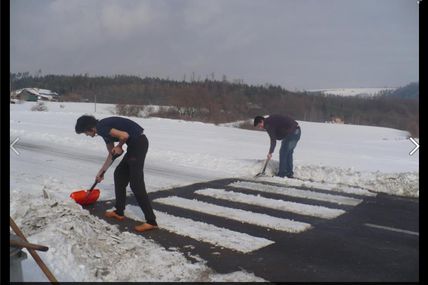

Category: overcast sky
[11, 0, 419, 90]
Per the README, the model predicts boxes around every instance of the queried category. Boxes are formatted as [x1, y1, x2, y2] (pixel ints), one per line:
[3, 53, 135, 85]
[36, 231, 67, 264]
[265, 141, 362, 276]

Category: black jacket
[264, 114, 299, 153]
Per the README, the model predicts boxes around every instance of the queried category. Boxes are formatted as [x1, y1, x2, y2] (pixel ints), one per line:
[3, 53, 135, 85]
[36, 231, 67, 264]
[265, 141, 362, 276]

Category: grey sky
[11, 0, 419, 90]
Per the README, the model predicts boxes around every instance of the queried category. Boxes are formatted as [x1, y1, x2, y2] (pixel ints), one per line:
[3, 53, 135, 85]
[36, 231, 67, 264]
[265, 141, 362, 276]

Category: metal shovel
[254, 158, 270, 177]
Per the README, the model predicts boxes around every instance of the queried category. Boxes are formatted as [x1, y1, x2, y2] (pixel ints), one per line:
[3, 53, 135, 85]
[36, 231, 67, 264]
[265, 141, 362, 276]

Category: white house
[11, 88, 59, 102]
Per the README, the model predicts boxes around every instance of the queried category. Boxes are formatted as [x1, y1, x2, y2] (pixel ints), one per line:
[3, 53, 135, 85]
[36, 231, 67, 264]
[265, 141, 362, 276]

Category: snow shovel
[70, 153, 121, 205]
[254, 158, 270, 177]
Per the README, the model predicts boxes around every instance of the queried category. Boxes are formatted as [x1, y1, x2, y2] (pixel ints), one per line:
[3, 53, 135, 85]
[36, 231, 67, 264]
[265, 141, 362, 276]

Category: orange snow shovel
[70, 154, 121, 205]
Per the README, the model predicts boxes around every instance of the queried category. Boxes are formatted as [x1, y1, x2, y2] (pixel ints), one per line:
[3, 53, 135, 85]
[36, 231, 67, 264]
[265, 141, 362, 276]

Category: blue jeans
[278, 127, 301, 178]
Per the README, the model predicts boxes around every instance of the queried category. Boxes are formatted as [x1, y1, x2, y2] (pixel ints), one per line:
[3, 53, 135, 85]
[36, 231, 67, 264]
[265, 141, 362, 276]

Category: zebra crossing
[88, 177, 375, 255]
[84, 177, 416, 281]
[145, 177, 376, 254]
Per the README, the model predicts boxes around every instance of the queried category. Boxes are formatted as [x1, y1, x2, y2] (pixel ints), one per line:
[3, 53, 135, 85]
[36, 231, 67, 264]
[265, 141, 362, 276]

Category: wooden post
[10, 217, 58, 283]
[10, 239, 49, 252]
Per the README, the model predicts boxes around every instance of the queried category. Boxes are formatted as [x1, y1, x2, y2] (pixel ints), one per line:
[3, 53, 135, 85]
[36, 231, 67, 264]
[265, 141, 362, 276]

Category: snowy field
[10, 101, 418, 282]
[308, 87, 397, 97]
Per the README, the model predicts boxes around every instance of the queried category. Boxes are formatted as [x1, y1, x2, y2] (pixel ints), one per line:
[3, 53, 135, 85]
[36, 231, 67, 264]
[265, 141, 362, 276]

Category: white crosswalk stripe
[194, 188, 345, 219]
[256, 177, 376, 196]
[127, 206, 274, 253]
[229, 181, 364, 206]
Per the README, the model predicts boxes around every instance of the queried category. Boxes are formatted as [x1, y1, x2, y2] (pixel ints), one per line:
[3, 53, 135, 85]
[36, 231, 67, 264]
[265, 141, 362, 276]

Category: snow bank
[10, 190, 265, 282]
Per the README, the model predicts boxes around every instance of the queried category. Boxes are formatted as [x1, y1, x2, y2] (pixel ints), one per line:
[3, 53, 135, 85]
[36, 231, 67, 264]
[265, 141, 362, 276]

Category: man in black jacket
[75, 115, 158, 233]
[254, 114, 301, 178]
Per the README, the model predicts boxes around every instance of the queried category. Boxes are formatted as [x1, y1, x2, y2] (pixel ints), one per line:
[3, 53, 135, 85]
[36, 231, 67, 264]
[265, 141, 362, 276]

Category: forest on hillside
[10, 73, 419, 137]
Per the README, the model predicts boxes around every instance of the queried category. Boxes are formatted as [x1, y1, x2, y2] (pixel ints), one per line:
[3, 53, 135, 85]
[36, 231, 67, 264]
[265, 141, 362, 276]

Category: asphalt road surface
[86, 178, 419, 282]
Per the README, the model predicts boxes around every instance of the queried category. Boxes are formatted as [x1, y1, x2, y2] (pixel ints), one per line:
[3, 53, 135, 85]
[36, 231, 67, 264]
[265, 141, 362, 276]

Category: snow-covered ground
[308, 87, 396, 97]
[10, 101, 418, 282]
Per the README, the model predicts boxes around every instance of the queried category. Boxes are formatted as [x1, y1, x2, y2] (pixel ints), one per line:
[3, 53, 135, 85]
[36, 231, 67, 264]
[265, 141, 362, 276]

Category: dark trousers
[113, 135, 157, 225]
[278, 127, 301, 178]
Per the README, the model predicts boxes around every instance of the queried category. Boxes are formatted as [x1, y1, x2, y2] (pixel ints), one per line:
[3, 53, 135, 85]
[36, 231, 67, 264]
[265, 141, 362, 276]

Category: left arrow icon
[409, 137, 419, 156]
[10, 137, 20, 155]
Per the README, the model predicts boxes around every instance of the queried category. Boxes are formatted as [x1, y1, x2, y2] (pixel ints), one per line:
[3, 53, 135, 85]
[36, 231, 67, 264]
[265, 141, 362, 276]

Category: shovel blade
[70, 189, 100, 205]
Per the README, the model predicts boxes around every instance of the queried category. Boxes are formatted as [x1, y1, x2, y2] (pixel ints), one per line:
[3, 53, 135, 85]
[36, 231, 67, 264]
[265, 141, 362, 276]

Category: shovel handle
[255, 158, 270, 177]
[89, 153, 121, 191]
[89, 171, 104, 191]
[10, 239, 49, 252]
[84, 175, 104, 205]
[261, 158, 269, 173]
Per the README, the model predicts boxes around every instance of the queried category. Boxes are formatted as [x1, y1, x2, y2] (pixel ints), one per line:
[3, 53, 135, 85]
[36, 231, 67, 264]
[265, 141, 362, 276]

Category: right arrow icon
[409, 138, 419, 156]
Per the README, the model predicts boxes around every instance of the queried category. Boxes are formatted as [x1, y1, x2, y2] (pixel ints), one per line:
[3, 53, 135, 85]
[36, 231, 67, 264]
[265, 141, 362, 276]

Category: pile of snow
[10, 190, 265, 282]
[259, 163, 419, 198]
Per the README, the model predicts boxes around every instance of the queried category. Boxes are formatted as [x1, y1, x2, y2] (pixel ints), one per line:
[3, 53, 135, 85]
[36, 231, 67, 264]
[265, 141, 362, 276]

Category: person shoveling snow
[253, 114, 301, 178]
[75, 115, 158, 233]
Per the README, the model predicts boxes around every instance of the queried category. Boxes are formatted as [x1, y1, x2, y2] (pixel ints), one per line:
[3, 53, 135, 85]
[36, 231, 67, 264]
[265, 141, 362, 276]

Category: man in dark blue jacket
[75, 115, 158, 232]
[254, 114, 301, 178]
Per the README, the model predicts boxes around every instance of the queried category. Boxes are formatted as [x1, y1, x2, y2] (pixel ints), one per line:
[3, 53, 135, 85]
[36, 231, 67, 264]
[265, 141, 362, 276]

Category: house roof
[13, 88, 59, 97]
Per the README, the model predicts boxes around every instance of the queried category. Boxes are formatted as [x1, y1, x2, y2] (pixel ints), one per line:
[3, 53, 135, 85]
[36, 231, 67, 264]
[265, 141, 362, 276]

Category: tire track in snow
[16, 140, 219, 182]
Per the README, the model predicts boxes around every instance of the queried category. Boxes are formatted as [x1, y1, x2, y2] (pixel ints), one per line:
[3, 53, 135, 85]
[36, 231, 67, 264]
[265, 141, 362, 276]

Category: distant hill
[10, 73, 419, 137]
[309, 83, 418, 99]
[308, 87, 397, 97]
[384, 82, 419, 99]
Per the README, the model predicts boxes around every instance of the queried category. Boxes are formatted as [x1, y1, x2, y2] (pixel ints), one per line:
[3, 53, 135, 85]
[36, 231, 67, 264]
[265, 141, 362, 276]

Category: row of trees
[10, 73, 419, 137]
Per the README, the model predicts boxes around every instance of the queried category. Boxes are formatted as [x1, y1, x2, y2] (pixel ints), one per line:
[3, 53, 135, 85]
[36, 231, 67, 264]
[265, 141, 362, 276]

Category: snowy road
[12, 140, 226, 195]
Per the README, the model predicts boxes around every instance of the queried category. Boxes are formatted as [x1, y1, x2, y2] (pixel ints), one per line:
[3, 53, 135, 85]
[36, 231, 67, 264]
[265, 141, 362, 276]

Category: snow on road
[194, 188, 346, 219]
[228, 181, 364, 205]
